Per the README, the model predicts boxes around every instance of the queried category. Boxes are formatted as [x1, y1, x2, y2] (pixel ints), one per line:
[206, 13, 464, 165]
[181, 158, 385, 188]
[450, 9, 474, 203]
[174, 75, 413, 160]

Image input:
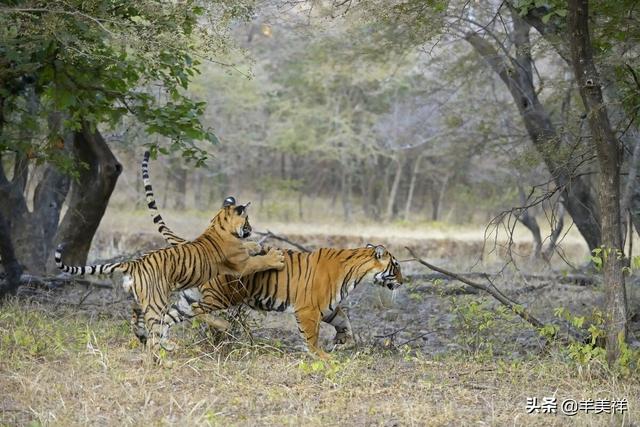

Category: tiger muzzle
[241, 220, 252, 238]
[386, 280, 402, 290]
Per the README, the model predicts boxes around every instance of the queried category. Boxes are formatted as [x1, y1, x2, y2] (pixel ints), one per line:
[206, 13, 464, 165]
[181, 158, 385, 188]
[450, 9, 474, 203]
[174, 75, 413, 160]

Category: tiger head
[215, 196, 252, 239]
[366, 244, 403, 290]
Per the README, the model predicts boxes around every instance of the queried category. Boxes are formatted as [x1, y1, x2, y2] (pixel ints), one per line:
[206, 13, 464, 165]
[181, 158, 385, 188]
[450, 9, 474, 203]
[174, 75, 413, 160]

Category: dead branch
[407, 271, 595, 287]
[406, 247, 545, 329]
[18, 274, 113, 289]
[254, 230, 312, 252]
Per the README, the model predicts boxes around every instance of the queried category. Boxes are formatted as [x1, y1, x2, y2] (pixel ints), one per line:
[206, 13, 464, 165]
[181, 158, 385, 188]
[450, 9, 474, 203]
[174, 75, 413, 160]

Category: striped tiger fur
[140, 156, 403, 358]
[55, 154, 285, 351]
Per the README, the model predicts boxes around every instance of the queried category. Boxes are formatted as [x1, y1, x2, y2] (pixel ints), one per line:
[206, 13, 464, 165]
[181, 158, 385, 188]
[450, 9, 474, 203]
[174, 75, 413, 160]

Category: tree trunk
[0, 113, 72, 274]
[542, 201, 565, 261]
[0, 209, 22, 299]
[173, 165, 187, 210]
[512, 0, 640, 246]
[466, 15, 601, 251]
[404, 154, 423, 221]
[568, 0, 627, 366]
[517, 186, 542, 258]
[621, 129, 640, 240]
[341, 168, 352, 221]
[52, 123, 122, 270]
[385, 156, 404, 221]
[431, 188, 440, 221]
[435, 172, 451, 222]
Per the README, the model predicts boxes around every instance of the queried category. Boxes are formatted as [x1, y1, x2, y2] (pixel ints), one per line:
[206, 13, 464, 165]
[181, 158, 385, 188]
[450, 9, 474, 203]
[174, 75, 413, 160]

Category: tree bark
[385, 155, 405, 221]
[542, 201, 565, 261]
[0, 209, 22, 299]
[404, 154, 424, 221]
[340, 168, 352, 221]
[0, 114, 72, 274]
[517, 186, 543, 258]
[510, 0, 640, 245]
[621, 129, 640, 240]
[52, 123, 122, 270]
[568, 0, 627, 366]
[173, 164, 187, 210]
[466, 14, 601, 251]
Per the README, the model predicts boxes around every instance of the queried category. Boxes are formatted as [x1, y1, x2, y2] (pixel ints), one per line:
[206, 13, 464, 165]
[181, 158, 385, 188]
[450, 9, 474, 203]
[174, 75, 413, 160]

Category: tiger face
[367, 244, 403, 290]
[219, 196, 252, 238]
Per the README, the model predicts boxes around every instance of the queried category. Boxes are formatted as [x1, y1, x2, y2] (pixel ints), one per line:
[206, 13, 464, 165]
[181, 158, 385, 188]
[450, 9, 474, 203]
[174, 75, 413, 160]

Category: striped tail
[142, 151, 187, 246]
[55, 245, 122, 276]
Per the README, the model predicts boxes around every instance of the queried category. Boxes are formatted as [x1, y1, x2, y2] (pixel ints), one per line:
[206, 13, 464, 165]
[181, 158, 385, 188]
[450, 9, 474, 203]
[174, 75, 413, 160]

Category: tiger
[55, 160, 286, 351]
[139, 154, 403, 359]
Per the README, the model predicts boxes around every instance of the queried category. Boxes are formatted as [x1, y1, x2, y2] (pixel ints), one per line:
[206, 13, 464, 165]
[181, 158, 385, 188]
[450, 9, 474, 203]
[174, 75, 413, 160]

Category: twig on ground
[397, 330, 436, 347]
[76, 288, 94, 308]
[19, 274, 113, 289]
[374, 326, 409, 339]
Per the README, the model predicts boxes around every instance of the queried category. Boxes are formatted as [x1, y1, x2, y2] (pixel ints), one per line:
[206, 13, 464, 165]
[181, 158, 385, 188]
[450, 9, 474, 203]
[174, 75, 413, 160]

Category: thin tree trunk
[542, 201, 565, 261]
[435, 172, 451, 222]
[341, 168, 352, 221]
[430, 183, 440, 221]
[173, 165, 187, 210]
[568, 0, 627, 365]
[404, 154, 424, 221]
[0, 209, 22, 299]
[517, 186, 542, 258]
[385, 156, 404, 221]
[52, 123, 122, 270]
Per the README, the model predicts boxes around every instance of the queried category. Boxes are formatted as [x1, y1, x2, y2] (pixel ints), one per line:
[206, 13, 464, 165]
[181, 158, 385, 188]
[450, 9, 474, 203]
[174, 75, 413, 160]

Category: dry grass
[6, 212, 639, 425]
[1, 301, 638, 426]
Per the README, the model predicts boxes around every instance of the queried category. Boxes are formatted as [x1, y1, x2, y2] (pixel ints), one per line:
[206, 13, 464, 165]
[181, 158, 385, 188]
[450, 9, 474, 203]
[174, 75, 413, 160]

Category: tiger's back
[170, 245, 403, 358]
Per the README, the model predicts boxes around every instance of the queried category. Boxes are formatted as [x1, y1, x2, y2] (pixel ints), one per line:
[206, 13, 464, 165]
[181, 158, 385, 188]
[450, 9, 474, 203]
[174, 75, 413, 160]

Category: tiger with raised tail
[140, 153, 403, 359]
[55, 159, 285, 351]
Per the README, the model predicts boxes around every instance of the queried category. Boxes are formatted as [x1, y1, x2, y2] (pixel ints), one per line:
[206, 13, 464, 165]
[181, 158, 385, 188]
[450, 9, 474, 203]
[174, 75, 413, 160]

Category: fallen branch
[254, 230, 311, 252]
[407, 271, 595, 287]
[406, 247, 545, 329]
[18, 274, 113, 289]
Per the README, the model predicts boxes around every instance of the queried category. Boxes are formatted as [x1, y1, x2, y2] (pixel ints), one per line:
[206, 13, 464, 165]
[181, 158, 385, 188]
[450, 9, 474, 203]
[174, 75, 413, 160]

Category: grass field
[1, 301, 638, 426]
[3, 212, 640, 426]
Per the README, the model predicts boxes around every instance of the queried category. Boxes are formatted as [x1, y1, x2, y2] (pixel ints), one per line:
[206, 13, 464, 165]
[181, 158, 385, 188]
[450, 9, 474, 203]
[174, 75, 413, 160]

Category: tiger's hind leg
[163, 287, 231, 335]
[323, 306, 354, 348]
[135, 283, 175, 353]
[131, 303, 148, 345]
[296, 309, 329, 360]
[187, 285, 233, 331]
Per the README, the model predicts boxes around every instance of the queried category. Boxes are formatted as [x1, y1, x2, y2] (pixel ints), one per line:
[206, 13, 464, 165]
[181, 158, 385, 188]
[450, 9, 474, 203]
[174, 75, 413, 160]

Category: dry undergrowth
[1, 301, 638, 426]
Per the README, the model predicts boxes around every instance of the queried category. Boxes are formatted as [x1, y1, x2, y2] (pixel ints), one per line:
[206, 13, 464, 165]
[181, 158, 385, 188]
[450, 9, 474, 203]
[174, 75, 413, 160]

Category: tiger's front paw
[333, 332, 355, 346]
[265, 248, 285, 270]
[242, 241, 262, 256]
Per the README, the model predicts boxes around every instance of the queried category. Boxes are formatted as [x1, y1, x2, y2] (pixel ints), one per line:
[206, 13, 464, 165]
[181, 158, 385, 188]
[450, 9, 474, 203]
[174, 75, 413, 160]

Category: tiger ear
[366, 243, 375, 249]
[374, 245, 386, 259]
[223, 196, 236, 207]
